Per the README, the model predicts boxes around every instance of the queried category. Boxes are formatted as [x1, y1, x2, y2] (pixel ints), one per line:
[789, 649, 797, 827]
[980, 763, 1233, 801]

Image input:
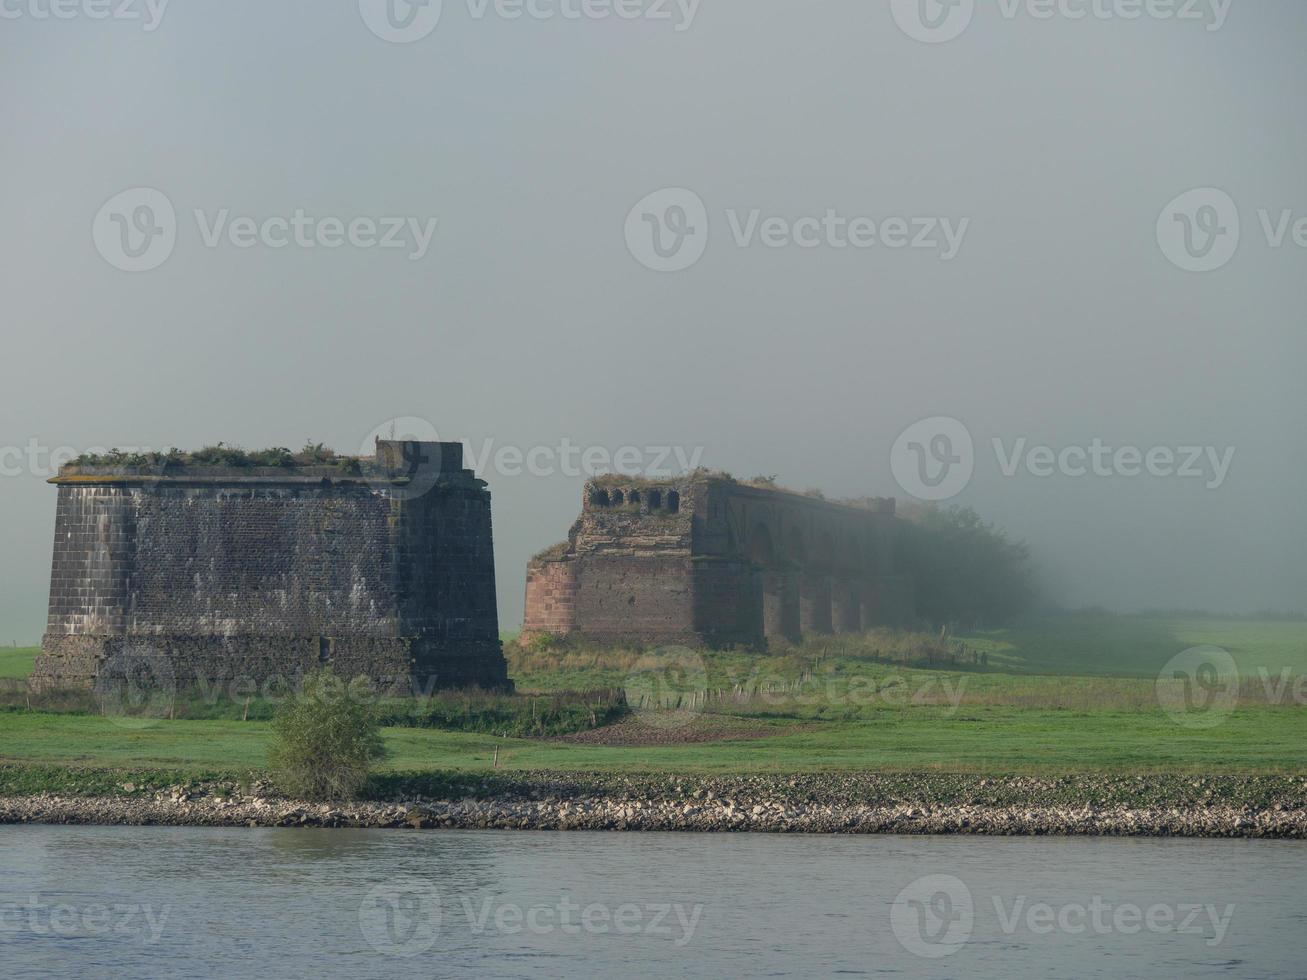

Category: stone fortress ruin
[32, 440, 510, 693]
[33, 435, 915, 694]
[523, 473, 914, 648]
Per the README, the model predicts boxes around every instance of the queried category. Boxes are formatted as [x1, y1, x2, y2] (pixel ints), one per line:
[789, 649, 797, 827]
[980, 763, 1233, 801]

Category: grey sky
[2, 0, 1304, 642]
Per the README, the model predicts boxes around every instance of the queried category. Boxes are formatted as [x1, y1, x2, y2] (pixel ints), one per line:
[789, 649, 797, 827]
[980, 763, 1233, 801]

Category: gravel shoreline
[3, 773, 1305, 838]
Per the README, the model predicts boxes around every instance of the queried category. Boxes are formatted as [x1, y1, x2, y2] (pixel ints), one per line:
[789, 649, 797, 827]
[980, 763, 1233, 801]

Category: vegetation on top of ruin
[586, 470, 908, 515]
[589, 469, 846, 500]
[589, 473, 687, 490]
[531, 541, 571, 562]
[68, 442, 365, 472]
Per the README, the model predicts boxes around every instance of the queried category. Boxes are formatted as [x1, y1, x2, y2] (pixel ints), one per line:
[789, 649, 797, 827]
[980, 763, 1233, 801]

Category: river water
[0, 826, 1301, 978]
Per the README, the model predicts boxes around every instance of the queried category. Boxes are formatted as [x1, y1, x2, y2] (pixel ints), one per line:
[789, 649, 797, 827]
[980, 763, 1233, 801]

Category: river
[1, 826, 1301, 977]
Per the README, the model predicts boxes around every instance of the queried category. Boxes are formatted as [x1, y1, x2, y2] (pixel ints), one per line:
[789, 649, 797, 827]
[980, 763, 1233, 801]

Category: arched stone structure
[523, 474, 914, 649]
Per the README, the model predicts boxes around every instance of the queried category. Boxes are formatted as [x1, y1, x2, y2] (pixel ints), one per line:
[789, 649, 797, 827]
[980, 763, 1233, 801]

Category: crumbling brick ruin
[32, 440, 510, 693]
[523, 474, 914, 648]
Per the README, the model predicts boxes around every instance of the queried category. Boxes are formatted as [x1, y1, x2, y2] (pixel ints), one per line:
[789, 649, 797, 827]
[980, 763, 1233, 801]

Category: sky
[2, 0, 1304, 642]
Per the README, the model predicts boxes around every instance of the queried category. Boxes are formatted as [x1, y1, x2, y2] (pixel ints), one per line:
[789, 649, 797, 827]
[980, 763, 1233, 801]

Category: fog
[2, 0, 1304, 642]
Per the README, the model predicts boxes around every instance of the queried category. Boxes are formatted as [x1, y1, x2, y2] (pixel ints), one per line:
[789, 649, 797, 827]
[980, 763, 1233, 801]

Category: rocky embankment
[2, 773, 1305, 837]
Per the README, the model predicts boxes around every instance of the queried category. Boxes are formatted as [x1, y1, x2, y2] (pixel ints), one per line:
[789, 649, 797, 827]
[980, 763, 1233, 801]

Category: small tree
[268, 668, 388, 800]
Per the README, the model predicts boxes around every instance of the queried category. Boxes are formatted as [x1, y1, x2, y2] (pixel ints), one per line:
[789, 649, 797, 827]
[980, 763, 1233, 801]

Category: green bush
[267, 668, 388, 800]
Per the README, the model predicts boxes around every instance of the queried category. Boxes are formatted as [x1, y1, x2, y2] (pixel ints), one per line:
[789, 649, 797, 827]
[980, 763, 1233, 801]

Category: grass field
[0, 646, 37, 680]
[1, 616, 1303, 780]
[960, 616, 1307, 678]
[0, 704, 1301, 775]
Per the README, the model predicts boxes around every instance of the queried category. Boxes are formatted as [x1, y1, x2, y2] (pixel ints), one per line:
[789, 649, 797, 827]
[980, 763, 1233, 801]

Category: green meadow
[1, 615, 1303, 780]
[0, 646, 37, 680]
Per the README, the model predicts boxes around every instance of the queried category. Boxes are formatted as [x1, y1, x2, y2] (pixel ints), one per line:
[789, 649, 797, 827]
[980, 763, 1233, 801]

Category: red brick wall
[522, 559, 579, 639]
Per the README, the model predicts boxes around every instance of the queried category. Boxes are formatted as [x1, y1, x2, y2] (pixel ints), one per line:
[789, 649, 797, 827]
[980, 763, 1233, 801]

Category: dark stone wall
[395, 473, 504, 686]
[691, 559, 762, 648]
[34, 441, 508, 693]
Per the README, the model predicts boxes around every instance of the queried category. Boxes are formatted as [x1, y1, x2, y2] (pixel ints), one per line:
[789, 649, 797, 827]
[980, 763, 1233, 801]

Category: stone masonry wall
[34, 442, 509, 693]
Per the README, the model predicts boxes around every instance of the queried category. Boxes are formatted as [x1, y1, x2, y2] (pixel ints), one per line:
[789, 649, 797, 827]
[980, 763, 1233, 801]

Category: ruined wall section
[523, 480, 702, 646]
[523, 475, 914, 649]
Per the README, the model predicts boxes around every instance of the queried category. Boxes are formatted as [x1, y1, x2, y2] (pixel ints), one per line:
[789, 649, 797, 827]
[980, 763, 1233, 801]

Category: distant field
[959, 616, 1307, 679]
[0, 647, 37, 680]
[509, 616, 1307, 697]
